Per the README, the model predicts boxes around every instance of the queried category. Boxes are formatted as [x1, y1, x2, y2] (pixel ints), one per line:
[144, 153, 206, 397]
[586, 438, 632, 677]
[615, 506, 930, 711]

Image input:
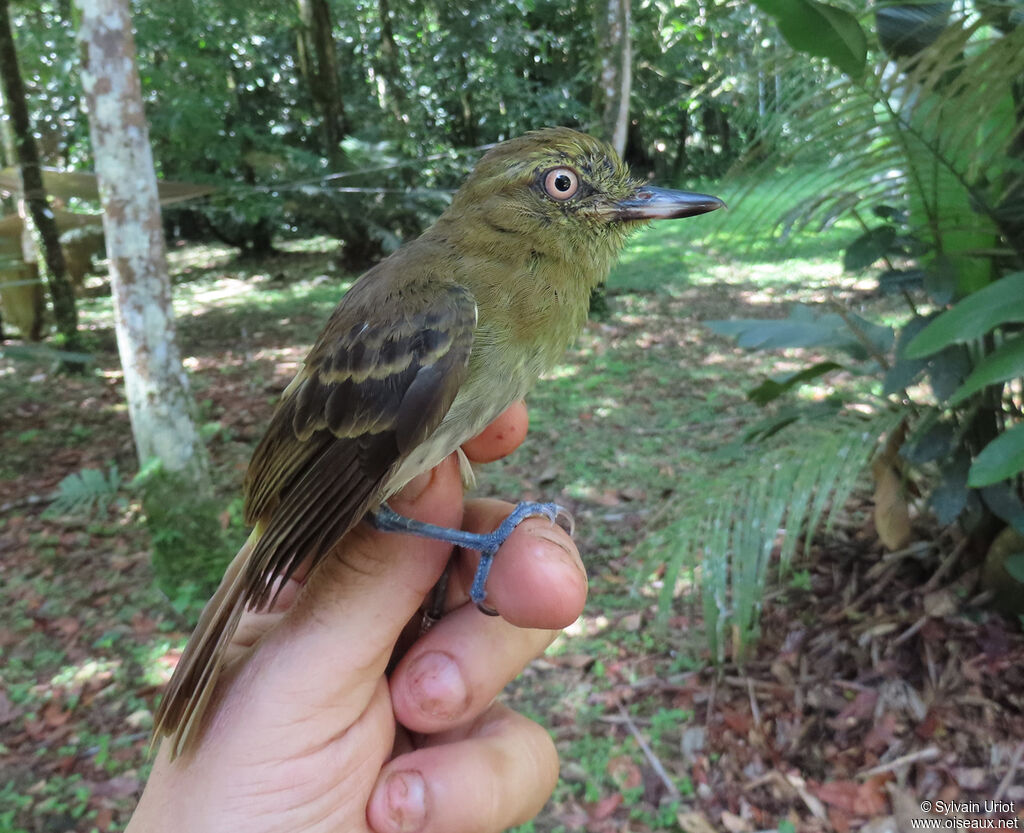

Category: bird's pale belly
[383, 342, 551, 495]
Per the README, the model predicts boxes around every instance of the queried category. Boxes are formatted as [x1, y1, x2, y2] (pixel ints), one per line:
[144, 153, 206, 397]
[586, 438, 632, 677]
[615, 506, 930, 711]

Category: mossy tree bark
[0, 0, 82, 366]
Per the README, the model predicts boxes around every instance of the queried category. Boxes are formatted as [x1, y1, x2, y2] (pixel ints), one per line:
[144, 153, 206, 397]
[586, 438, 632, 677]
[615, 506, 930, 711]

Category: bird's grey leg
[370, 501, 574, 614]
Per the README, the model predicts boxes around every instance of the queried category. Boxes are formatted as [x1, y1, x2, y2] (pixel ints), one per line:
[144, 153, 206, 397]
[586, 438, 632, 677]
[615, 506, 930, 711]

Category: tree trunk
[296, 0, 346, 168]
[593, 0, 632, 159]
[75, 0, 210, 490]
[375, 0, 408, 124]
[0, 0, 82, 364]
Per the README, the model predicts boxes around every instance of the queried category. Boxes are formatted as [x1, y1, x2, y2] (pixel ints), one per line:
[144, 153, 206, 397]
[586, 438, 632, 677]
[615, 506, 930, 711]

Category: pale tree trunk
[0, 0, 82, 363]
[75, 0, 210, 490]
[593, 0, 632, 159]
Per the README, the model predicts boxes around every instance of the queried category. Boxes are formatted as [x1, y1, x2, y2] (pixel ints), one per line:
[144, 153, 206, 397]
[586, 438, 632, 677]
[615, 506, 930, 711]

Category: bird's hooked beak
[611, 186, 726, 221]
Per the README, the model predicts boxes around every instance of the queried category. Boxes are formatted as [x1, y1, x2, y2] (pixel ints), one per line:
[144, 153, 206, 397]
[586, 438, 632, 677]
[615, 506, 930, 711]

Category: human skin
[128, 401, 588, 833]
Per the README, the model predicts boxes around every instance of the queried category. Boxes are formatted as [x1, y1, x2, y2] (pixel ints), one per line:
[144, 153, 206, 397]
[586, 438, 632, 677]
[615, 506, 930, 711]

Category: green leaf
[981, 485, 1024, 535]
[844, 225, 897, 272]
[968, 422, 1024, 487]
[753, 0, 868, 77]
[875, 3, 952, 60]
[747, 361, 844, 405]
[928, 453, 969, 524]
[928, 345, 971, 402]
[949, 335, 1024, 406]
[877, 268, 925, 295]
[1007, 554, 1024, 584]
[902, 421, 956, 464]
[707, 305, 892, 359]
[906, 272, 1024, 358]
[923, 256, 956, 305]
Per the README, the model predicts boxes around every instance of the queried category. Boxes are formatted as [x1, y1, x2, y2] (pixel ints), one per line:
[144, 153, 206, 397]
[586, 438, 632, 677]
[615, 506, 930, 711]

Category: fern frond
[46, 466, 122, 517]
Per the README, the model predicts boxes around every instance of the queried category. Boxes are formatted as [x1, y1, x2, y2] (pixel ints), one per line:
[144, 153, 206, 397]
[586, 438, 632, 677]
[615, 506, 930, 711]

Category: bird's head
[441, 127, 724, 264]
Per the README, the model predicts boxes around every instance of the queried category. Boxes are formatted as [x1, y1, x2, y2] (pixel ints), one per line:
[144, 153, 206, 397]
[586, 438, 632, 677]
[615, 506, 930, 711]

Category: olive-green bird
[153, 127, 723, 758]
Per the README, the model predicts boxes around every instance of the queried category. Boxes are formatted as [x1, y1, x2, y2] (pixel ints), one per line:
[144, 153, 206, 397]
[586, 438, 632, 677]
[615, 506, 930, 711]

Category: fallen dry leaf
[720, 810, 752, 832]
[872, 459, 912, 551]
[585, 793, 623, 821]
[676, 810, 719, 833]
[606, 755, 643, 790]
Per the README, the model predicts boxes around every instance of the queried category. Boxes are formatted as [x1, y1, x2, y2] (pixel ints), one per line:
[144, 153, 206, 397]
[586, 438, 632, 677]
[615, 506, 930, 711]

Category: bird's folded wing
[241, 281, 478, 609]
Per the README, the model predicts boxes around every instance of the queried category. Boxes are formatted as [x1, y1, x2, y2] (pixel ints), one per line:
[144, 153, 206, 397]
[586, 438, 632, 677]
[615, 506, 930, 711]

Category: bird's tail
[151, 530, 257, 760]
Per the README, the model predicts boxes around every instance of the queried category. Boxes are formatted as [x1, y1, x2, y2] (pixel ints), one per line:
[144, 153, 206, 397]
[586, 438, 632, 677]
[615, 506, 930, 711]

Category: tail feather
[151, 532, 255, 760]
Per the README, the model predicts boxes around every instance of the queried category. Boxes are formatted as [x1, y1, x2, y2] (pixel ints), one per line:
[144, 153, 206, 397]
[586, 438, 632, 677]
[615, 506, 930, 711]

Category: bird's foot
[370, 501, 573, 613]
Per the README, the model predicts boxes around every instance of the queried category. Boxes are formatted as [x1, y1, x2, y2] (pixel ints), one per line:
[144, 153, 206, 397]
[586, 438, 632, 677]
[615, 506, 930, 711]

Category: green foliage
[708, 2, 1024, 552]
[136, 464, 236, 613]
[45, 465, 122, 517]
[906, 273, 1024, 357]
[648, 417, 888, 663]
[0, 342, 94, 366]
[707, 304, 893, 359]
[752, 0, 867, 77]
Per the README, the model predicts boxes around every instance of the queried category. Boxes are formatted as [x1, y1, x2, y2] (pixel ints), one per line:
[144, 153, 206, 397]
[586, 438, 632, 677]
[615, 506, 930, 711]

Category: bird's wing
[241, 280, 477, 609]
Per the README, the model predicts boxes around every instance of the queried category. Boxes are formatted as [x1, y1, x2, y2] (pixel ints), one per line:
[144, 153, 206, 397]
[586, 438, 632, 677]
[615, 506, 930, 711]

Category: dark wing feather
[242, 280, 477, 609]
[154, 278, 477, 759]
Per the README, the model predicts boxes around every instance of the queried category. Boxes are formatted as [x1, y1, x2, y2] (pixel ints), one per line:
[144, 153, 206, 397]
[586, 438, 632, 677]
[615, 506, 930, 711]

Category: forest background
[1, 0, 1023, 831]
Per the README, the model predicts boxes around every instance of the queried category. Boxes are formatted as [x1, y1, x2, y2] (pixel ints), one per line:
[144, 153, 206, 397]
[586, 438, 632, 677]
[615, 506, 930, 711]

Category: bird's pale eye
[542, 167, 580, 201]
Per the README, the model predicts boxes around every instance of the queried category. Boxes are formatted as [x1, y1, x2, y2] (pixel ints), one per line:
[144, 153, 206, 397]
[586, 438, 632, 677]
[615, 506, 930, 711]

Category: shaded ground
[1, 230, 1022, 832]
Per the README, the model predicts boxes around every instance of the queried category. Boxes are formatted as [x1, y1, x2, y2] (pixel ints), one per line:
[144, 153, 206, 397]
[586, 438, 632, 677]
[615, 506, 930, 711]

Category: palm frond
[645, 412, 897, 663]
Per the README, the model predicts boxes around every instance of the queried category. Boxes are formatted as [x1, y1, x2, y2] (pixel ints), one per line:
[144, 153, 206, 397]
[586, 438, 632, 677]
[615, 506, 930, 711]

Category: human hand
[128, 401, 587, 833]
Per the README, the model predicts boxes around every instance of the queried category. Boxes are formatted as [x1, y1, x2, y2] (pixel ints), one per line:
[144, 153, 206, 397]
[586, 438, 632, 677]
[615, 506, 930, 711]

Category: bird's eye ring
[542, 167, 580, 201]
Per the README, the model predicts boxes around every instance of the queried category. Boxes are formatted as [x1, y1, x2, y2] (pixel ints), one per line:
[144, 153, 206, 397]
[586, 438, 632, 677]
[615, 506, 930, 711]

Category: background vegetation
[1, 0, 1023, 831]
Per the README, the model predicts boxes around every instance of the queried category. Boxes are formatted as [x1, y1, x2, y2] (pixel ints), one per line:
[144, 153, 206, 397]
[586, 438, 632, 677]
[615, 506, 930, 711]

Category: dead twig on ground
[617, 704, 681, 800]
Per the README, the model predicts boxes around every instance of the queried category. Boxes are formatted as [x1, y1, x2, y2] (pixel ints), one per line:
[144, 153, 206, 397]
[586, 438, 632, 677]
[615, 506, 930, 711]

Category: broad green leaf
[844, 225, 896, 272]
[928, 453, 969, 524]
[906, 272, 1024, 358]
[928, 345, 971, 402]
[968, 422, 1024, 487]
[1007, 554, 1024, 584]
[981, 485, 1024, 535]
[902, 421, 956, 464]
[875, 3, 952, 60]
[707, 306, 892, 359]
[752, 0, 867, 77]
[949, 335, 1024, 406]
[747, 361, 844, 405]
[877, 269, 925, 296]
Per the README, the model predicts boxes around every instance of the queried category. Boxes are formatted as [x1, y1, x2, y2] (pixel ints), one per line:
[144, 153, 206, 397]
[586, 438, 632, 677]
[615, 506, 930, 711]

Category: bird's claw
[468, 500, 573, 608]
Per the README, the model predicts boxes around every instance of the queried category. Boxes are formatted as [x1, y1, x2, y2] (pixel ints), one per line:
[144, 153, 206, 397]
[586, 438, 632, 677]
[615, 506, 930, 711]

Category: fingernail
[528, 525, 573, 557]
[407, 651, 468, 720]
[529, 526, 588, 581]
[383, 771, 426, 833]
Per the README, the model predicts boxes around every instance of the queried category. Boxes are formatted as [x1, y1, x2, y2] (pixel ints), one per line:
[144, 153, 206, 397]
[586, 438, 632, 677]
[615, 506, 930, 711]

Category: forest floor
[1, 219, 1022, 833]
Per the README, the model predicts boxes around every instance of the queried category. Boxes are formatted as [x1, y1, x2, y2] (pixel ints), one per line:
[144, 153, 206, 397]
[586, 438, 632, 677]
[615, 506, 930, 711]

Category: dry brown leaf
[816, 778, 889, 816]
[871, 460, 912, 551]
[585, 794, 623, 821]
[606, 755, 643, 790]
[720, 810, 752, 832]
[676, 810, 719, 833]
[721, 706, 752, 734]
[42, 701, 71, 728]
[50, 616, 80, 636]
[0, 689, 22, 725]
[619, 612, 643, 632]
[923, 589, 957, 618]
